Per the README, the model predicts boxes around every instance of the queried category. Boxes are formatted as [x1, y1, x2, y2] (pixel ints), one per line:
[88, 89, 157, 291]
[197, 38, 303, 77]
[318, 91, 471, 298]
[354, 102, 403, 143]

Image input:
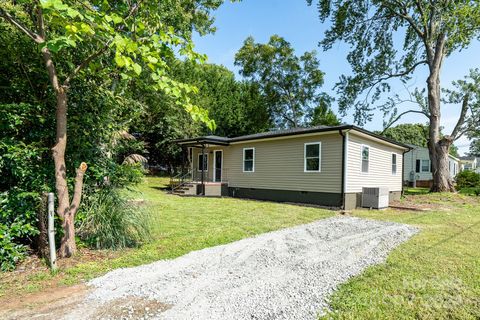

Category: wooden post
[47, 193, 57, 270]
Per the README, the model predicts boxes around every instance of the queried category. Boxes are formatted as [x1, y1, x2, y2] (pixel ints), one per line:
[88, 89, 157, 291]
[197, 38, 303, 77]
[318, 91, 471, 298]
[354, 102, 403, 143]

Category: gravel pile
[81, 216, 418, 320]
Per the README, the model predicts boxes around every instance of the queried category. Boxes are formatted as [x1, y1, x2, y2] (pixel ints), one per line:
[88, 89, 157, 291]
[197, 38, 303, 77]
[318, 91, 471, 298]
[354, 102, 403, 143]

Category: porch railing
[192, 168, 228, 183]
[170, 170, 193, 192]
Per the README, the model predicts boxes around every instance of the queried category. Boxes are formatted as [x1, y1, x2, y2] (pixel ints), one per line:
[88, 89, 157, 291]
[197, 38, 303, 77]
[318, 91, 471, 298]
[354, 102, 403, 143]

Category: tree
[132, 60, 272, 168]
[0, 0, 221, 257]
[469, 139, 480, 157]
[309, 95, 341, 126]
[234, 35, 332, 128]
[381, 123, 459, 157]
[308, 0, 480, 192]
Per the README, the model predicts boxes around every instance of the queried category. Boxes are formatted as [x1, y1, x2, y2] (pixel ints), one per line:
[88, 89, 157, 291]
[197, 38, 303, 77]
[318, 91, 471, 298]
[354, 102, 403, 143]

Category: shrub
[456, 170, 480, 189]
[0, 190, 41, 271]
[76, 188, 151, 250]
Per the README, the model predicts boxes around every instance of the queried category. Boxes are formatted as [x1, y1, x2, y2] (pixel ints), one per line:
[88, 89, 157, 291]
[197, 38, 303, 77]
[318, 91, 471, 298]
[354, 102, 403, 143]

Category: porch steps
[172, 183, 197, 196]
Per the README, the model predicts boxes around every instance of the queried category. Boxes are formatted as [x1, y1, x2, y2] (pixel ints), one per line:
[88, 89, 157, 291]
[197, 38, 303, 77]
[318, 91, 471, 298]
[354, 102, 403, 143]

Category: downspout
[402, 148, 410, 196]
[339, 130, 347, 209]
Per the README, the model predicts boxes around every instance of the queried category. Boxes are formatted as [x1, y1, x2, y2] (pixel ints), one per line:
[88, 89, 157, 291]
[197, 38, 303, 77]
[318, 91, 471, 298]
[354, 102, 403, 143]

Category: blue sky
[193, 0, 479, 155]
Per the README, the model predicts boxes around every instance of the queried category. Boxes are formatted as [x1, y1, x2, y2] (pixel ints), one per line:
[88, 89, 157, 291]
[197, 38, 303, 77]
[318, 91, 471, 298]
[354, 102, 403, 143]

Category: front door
[214, 150, 222, 182]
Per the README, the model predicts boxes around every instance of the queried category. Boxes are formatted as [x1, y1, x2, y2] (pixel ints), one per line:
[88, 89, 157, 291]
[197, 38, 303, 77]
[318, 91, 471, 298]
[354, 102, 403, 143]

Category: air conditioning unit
[362, 187, 389, 209]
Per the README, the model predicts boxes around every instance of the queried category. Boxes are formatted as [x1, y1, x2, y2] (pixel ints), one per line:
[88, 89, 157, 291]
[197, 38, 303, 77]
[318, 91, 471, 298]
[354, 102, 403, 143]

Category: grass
[321, 192, 480, 319]
[2, 178, 479, 319]
[0, 176, 333, 299]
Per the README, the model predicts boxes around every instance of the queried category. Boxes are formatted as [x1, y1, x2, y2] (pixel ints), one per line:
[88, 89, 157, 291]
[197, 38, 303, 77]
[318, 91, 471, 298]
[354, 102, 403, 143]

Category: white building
[404, 145, 460, 187]
[459, 156, 479, 173]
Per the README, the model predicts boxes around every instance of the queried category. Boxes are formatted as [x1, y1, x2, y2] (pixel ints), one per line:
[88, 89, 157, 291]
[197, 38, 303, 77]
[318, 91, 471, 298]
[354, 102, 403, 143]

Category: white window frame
[197, 153, 208, 172]
[304, 142, 322, 172]
[421, 159, 430, 173]
[391, 153, 398, 175]
[242, 147, 255, 173]
[361, 144, 370, 173]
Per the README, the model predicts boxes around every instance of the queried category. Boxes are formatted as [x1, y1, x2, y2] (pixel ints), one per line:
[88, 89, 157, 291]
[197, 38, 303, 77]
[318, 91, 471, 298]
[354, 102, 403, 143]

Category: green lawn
[0, 176, 333, 297]
[2, 178, 479, 319]
[321, 192, 480, 319]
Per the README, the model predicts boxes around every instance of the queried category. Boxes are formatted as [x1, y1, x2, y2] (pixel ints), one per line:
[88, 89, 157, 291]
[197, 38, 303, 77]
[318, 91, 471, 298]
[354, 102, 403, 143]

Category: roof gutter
[339, 129, 351, 210]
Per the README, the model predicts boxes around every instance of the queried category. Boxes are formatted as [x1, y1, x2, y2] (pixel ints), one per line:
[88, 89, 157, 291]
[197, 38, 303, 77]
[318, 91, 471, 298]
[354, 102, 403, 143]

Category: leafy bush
[456, 170, 480, 189]
[0, 190, 41, 271]
[0, 223, 28, 271]
[76, 187, 151, 250]
[459, 187, 480, 196]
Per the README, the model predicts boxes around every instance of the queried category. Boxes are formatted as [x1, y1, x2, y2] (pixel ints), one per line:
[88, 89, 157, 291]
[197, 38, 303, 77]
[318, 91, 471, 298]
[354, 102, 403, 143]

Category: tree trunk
[427, 67, 455, 192]
[53, 89, 77, 257]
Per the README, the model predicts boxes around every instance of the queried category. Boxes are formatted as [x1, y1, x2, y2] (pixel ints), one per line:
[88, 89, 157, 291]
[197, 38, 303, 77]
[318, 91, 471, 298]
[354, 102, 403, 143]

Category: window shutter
[416, 160, 420, 173]
[430, 161, 433, 173]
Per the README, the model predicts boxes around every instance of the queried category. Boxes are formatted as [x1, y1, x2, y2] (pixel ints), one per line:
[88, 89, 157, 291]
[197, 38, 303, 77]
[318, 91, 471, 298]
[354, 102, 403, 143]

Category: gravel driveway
[68, 216, 417, 320]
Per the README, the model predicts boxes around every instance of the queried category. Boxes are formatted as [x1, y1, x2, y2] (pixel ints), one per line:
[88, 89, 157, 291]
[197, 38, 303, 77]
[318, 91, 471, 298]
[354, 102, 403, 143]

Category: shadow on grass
[404, 187, 430, 195]
[150, 186, 170, 191]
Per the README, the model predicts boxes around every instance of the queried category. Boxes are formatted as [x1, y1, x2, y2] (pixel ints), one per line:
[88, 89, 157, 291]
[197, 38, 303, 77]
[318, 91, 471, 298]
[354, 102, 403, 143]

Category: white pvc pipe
[47, 193, 57, 270]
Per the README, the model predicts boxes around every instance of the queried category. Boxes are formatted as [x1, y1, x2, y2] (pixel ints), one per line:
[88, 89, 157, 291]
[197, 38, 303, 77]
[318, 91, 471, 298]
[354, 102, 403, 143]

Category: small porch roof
[174, 135, 230, 147]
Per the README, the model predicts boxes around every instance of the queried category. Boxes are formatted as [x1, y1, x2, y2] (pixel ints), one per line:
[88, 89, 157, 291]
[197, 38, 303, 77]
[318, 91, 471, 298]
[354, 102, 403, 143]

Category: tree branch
[69, 162, 87, 217]
[0, 8, 44, 43]
[381, 110, 429, 134]
[450, 93, 469, 140]
[64, 40, 112, 86]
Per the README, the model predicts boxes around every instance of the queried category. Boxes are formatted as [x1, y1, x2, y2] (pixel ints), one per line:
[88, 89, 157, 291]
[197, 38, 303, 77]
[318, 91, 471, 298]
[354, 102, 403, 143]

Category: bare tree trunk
[42, 46, 87, 257]
[53, 89, 77, 257]
[427, 66, 454, 192]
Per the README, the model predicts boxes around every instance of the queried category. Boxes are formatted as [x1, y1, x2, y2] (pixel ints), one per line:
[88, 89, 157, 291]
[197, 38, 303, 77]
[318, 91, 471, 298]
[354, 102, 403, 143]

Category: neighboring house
[404, 145, 460, 187]
[459, 156, 479, 173]
[173, 125, 410, 210]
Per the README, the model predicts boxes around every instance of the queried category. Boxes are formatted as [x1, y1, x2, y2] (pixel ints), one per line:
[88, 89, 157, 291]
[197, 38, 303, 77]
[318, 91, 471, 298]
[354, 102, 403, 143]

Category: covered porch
[171, 136, 230, 196]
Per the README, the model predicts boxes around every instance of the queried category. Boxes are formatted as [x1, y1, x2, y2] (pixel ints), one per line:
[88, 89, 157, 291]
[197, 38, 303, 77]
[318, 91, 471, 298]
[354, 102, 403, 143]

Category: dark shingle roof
[173, 124, 411, 149]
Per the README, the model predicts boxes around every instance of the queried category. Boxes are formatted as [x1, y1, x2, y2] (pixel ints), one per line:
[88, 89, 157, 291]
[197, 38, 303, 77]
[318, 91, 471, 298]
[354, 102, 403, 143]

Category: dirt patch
[391, 192, 480, 211]
[0, 284, 88, 320]
[0, 247, 121, 302]
[89, 297, 171, 319]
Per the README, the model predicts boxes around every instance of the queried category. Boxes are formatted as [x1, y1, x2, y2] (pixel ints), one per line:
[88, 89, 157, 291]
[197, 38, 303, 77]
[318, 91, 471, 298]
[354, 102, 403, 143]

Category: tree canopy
[235, 35, 337, 128]
[307, 0, 480, 191]
[0, 0, 224, 259]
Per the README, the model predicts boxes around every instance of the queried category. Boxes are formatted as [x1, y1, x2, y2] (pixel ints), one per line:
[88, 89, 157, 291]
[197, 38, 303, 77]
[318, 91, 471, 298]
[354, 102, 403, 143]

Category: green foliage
[0, 223, 28, 272]
[380, 123, 460, 157]
[469, 139, 480, 157]
[456, 170, 480, 189]
[0, 190, 41, 271]
[382, 123, 430, 148]
[308, 0, 480, 123]
[309, 97, 341, 126]
[76, 187, 151, 250]
[235, 35, 336, 128]
[132, 60, 273, 167]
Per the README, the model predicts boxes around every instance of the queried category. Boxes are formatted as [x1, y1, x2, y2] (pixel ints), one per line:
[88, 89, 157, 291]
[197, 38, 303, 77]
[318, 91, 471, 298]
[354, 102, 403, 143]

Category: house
[173, 125, 410, 210]
[459, 156, 479, 173]
[404, 145, 460, 187]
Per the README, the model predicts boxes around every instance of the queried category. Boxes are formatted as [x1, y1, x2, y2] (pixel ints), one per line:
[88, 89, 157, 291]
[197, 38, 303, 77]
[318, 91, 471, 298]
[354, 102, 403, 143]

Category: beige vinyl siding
[192, 147, 227, 181]
[225, 133, 342, 193]
[346, 132, 404, 193]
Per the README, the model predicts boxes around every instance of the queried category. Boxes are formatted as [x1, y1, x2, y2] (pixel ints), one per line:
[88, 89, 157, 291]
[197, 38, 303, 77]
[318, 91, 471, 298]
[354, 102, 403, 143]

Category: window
[243, 148, 255, 172]
[421, 159, 430, 173]
[304, 142, 321, 172]
[392, 153, 397, 175]
[197, 153, 208, 171]
[361, 145, 369, 173]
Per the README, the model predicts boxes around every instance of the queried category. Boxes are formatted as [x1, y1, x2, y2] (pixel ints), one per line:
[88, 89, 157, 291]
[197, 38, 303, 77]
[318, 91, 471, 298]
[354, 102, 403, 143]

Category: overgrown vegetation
[77, 187, 151, 250]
